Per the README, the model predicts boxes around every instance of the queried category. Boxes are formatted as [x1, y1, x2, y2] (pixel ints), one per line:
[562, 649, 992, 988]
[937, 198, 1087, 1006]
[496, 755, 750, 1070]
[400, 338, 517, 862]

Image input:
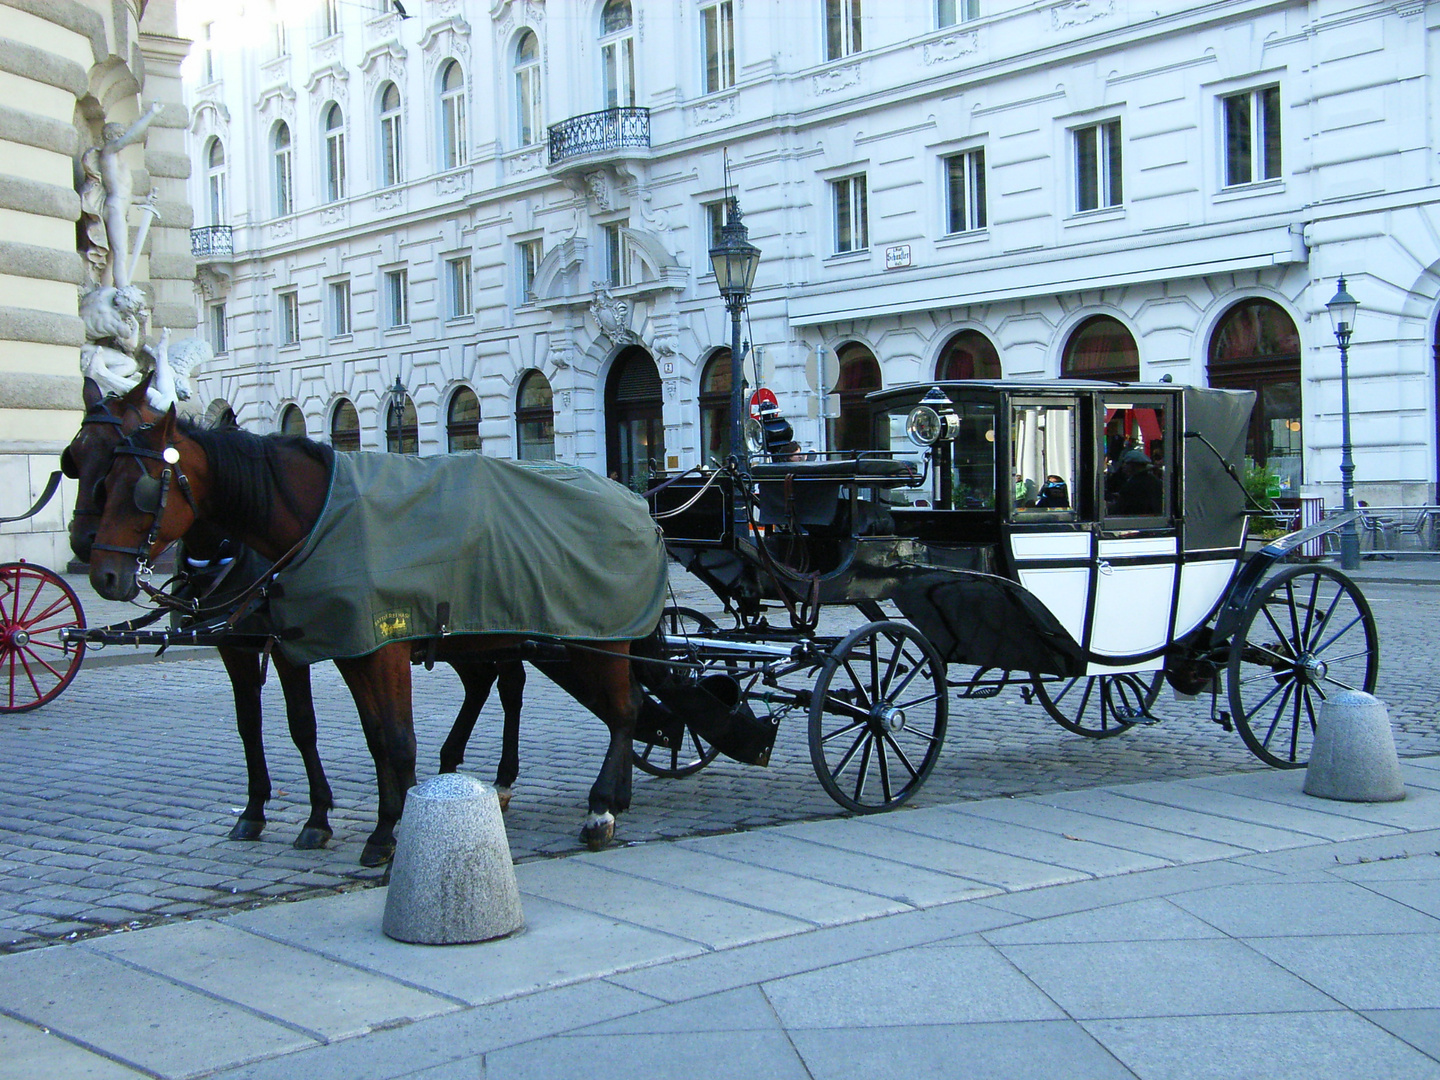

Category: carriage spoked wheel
[809, 620, 948, 813]
[1031, 670, 1163, 738]
[0, 561, 86, 713]
[632, 606, 725, 778]
[1226, 565, 1379, 769]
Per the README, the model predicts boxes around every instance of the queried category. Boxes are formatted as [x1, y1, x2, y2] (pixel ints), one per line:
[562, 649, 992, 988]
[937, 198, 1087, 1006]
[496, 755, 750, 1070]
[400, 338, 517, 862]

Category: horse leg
[272, 652, 334, 850]
[336, 645, 416, 867]
[437, 662, 496, 773]
[218, 646, 269, 841]
[493, 661, 526, 810]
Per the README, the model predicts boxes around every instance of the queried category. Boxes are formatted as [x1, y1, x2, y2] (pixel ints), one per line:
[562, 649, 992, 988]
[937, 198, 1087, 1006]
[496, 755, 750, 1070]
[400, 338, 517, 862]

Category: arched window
[937, 329, 1001, 380]
[516, 371, 555, 460]
[206, 138, 227, 226]
[330, 399, 360, 451]
[513, 36, 541, 147]
[440, 59, 468, 169]
[386, 392, 418, 454]
[447, 385, 481, 452]
[378, 82, 402, 187]
[323, 102, 346, 203]
[272, 122, 294, 216]
[1208, 297, 1303, 490]
[832, 342, 881, 452]
[279, 404, 306, 437]
[605, 348, 662, 490]
[600, 0, 635, 109]
[1061, 315, 1138, 382]
[698, 349, 732, 467]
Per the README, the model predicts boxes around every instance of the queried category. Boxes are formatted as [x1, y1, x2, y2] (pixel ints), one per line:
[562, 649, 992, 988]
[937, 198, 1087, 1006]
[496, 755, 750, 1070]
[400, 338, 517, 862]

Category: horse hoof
[360, 841, 395, 867]
[229, 818, 265, 841]
[293, 826, 332, 850]
[496, 786, 512, 812]
[580, 811, 614, 851]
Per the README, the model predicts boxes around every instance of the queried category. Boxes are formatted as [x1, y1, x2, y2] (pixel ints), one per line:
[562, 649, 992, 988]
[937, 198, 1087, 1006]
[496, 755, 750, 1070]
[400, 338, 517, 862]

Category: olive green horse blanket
[266, 452, 668, 665]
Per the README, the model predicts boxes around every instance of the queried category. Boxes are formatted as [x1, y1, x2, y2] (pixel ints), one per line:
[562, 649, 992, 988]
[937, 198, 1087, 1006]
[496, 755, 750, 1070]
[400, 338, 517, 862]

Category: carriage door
[1007, 400, 1090, 649]
[1089, 393, 1177, 661]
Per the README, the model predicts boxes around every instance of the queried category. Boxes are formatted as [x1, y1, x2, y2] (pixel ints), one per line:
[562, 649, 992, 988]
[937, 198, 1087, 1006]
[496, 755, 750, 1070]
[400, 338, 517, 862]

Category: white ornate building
[183, 0, 1440, 506]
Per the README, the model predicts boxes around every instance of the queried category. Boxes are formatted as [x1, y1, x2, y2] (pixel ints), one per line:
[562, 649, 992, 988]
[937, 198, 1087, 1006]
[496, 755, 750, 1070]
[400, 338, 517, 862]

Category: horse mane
[178, 417, 334, 536]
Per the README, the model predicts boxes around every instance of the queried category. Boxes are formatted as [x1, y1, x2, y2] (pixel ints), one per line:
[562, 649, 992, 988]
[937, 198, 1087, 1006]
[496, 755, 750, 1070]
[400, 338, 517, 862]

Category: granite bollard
[382, 773, 524, 944]
[1303, 690, 1405, 803]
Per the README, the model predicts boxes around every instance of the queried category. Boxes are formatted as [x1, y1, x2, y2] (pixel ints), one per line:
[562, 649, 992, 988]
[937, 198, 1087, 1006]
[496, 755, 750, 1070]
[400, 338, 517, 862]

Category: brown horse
[86, 406, 656, 860]
[65, 381, 525, 860]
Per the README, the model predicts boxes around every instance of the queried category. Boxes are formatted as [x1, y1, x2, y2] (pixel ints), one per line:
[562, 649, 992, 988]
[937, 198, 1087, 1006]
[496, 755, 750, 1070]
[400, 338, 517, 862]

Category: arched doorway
[1061, 315, 1139, 382]
[937, 329, 1001, 380]
[515, 371, 554, 460]
[605, 346, 663, 491]
[447, 385, 480, 452]
[832, 342, 881, 452]
[1207, 298, 1302, 492]
[698, 349, 732, 467]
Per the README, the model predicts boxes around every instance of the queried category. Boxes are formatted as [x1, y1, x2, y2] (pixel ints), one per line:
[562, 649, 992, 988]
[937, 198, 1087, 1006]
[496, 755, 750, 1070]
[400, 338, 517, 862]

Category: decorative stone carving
[305, 63, 349, 105]
[584, 170, 611, 211]
[320, 204, 347, 225]
[692, 94, 737, 125]
[360, 39, 409, 101]
[437, 171, 468, 196]
[376, 188, 404, 211]
[637, 190, 671, 235]
[652, 336, 677, 358]
[924, 31, 979, 64]
[1050, 0, 1113, 29]
[506, 146, 545, 177]
[421, 16, 472, 69]
[590, 286, 637, 344]
[79, 285, 147, 355]
[814, 64, 861, 95]
[256, 84, 297, 127]
[270, 216, 295, 239]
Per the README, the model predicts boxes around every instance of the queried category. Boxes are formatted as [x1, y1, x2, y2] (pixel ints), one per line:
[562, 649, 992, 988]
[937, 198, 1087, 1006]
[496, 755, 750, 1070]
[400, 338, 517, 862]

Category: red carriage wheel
[0, 561, 86, 713]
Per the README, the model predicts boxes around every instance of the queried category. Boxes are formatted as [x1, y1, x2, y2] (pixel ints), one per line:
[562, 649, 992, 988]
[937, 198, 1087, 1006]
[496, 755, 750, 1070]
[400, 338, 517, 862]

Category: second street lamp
[387, 375, 407, 454]
[1326, 277, 1360, 570]
[708, 195, 761, 541]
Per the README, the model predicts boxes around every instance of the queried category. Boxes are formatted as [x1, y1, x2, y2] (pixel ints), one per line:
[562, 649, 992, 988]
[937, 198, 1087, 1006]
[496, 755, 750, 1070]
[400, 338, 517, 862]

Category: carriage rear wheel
[809, 620, 948, 813]
[1226, 565, 1378, 769]
[0, 562, 86, 713]
[1031, 671, 1163, 738]
[632, 606, 725, 778]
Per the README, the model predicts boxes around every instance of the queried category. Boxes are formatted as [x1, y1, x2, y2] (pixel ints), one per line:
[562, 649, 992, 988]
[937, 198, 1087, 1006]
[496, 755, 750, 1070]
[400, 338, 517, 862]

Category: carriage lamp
[1326, 277, 1360, 570]
[386, 375, 407, 454]
[709, 194, 762, 537]
[906, 387, 961, 446]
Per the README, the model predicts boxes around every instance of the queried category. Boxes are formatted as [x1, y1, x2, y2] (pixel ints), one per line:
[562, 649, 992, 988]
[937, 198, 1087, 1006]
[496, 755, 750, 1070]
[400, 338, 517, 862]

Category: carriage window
[886, 402, 996, 510]
[1010, 404, 1076, 516]
[1102, 401, 1168, 520]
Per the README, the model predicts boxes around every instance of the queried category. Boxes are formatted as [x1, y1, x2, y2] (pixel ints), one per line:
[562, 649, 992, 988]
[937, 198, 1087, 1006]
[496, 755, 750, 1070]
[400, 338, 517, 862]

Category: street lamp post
[708, 195, 761, 541]
[1326, 276, 1360, 570]
[387, 375, 407, 454]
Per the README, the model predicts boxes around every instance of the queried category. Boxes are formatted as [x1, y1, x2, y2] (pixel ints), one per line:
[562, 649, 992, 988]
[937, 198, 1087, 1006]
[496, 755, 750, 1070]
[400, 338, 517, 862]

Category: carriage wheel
[1031, 671, 1163, 738]
[809, 620, 948, 814]
[0, 562, 86, 713]
[632, 606, 724, 778]
[1226, 565, 1378, 769]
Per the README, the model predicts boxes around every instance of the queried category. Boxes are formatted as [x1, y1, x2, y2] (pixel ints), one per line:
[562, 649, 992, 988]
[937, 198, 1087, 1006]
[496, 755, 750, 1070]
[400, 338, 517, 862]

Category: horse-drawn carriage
[39, 375, 1379, 855]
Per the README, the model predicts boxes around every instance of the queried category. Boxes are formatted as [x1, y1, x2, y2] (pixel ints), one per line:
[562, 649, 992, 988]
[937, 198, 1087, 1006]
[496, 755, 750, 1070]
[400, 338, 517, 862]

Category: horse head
[62, 375, 157, 563]
[88, 403, 205, 602]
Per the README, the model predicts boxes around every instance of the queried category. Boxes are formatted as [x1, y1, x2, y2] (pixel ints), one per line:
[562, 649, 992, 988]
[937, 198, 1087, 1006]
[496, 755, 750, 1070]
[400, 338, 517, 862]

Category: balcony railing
[191, 225, 233, 258]
[548, 107, 650, 166]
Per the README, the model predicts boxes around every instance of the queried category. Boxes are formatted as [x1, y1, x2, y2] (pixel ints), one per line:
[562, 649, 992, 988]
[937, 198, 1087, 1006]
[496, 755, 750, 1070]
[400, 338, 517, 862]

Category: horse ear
[161, 403, 178, 439]
[83, 377, 104, 409]
[121, 372, 154, 408]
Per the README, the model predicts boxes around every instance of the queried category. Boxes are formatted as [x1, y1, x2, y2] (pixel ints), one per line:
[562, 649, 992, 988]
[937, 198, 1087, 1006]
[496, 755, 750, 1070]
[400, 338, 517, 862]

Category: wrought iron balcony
[191, 225, 232, 258]
[548, 107, 650, 167]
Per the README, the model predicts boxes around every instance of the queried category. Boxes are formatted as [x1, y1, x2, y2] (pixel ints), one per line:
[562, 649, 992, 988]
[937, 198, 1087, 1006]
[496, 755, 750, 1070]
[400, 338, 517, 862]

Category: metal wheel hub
[872, 703, 906, 734]
[2, 625, 26, 649]
[1297, 652, 1328, 685]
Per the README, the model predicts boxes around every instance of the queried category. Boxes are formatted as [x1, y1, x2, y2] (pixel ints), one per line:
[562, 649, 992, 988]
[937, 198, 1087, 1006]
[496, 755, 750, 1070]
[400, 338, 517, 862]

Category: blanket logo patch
[375, 611, 410, 639]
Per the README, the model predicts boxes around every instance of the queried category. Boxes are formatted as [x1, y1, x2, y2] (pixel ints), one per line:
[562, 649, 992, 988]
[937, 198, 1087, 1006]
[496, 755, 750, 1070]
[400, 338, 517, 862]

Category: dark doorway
[605, 346, 664, 492]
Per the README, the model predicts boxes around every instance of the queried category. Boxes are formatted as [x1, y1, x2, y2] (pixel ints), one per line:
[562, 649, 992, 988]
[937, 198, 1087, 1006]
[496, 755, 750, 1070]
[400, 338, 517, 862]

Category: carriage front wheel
[809, 620, 948, 813]
[1, 561, 86, 713]
[1226, 565, 1379, 769]
[632, 606, 724, 778]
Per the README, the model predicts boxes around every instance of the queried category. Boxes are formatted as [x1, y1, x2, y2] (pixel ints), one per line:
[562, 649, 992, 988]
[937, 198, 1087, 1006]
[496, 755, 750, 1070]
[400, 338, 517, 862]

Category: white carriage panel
[1097, 536, 1177, 558]
[1017, 567, 1090, 644]
[1085, 655, 1165, 676]
[1173, 560, 1239, 640]
[1090, 564, 1177, 656]
[1010, 533, 1091, 560]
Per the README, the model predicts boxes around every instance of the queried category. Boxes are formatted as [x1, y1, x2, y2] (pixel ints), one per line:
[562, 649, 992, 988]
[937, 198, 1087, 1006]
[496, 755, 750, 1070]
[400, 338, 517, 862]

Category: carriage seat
[751, 458, 915, 536]
[749, 457, 920, 488]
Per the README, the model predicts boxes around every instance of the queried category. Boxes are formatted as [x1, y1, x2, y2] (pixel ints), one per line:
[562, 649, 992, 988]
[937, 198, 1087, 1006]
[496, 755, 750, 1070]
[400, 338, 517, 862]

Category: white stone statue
[79, 284, 148, 353]
[79, 342, 144, 398]
[140, 329, 213, 403]
[81, 102, 163, 290]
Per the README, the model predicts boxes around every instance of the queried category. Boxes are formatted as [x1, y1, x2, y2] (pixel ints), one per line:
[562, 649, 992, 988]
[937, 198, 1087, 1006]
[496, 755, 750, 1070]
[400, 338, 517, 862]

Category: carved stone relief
[692, 94, 736, 125]
[814, 64, 861, 95]
[924, 31, 979, 64]
[1051, 0, 1113, 29]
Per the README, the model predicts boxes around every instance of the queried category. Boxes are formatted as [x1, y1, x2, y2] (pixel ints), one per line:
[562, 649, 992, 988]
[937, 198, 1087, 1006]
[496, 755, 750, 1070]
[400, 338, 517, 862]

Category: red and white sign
[749, 388, 778, 417]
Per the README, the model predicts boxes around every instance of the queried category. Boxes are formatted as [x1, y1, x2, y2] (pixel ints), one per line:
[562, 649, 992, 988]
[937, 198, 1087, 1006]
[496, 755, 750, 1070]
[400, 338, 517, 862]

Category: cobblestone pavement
[1, 569, 1436, 953]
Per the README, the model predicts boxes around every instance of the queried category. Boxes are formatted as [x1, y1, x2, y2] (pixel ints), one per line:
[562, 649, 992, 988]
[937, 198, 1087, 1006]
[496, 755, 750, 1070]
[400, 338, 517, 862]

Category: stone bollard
[382, 773, 524, 945]
[1303, 690, 1405, 803]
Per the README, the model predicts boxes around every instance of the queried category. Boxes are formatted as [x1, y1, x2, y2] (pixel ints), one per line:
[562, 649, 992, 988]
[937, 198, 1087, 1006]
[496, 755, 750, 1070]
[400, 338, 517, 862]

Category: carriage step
[1115, 708, 1161, 725]
[966, 686, 1002, 699]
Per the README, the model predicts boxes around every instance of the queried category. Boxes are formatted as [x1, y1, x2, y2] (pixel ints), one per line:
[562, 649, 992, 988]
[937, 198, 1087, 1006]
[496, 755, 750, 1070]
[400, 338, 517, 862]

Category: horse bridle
[89, 422, 200, 575]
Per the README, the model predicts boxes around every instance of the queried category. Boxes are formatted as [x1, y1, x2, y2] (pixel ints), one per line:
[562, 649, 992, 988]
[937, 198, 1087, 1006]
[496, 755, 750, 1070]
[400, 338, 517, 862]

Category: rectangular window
[322, 0, 340, 37]
[326, 128, 346, 202]
[825, 0, 862, 61]
[704, 200, 727, 251]
[380, 110, 402, 187]
[1074, 119, 1122, 212]
[604, 223, 629, 286]
[945, 149, 986, 233]
[937, 0, 979, 25]
[278, 291, 300, 346]
[445, 256, 472, 319]
[832, 174, 868, 253]
[209, 302, 227, 354]
[517, 239, 542, 303]
[202, 22, 216, 83]
[329, 280, 351, 337]
[603, 35, 636, 109]
[384, 269, 409, 328]
[1223, 86, 1281, 187]
[702, 1, 736, 94]
[270, 18, 287, 60]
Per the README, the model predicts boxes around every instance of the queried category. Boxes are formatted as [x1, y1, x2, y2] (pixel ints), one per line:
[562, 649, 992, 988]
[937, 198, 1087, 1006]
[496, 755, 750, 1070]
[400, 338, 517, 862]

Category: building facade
[184, 0, 1440, 508]
[0, 0, 194, 565]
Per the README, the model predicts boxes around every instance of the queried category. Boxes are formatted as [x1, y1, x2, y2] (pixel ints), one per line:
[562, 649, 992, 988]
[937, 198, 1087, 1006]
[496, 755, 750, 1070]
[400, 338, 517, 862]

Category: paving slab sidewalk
[1, 763, 1439, 1079]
